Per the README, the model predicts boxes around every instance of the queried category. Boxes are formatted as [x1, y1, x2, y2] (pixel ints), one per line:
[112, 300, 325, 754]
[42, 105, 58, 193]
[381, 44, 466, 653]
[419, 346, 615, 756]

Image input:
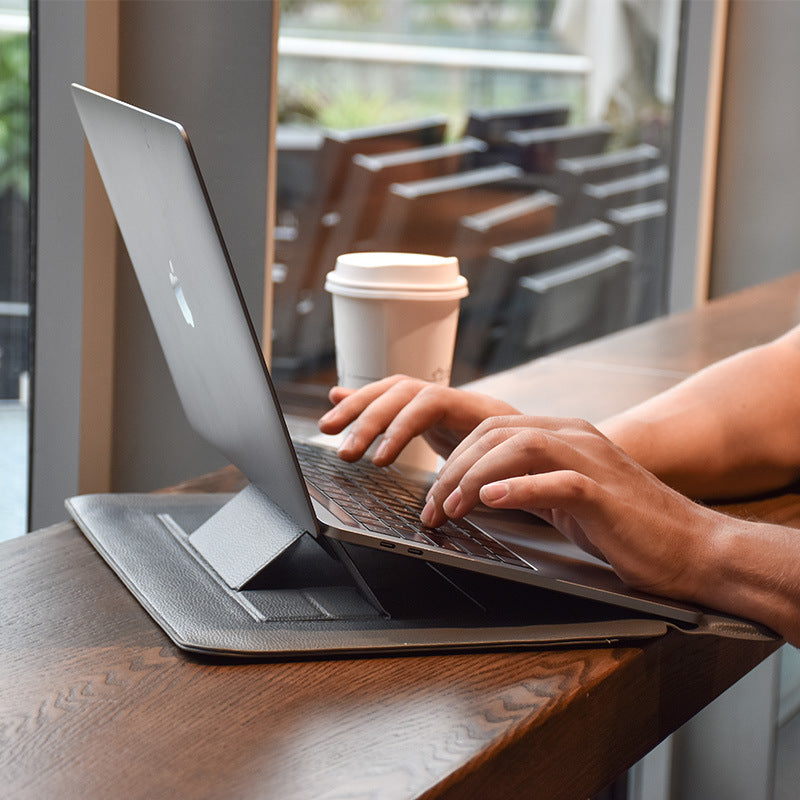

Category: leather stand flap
[188, 483, 306, 590]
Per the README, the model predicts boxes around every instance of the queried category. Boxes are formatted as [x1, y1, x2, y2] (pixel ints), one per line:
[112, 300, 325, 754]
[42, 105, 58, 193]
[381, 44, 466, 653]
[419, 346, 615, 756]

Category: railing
[278, 35, 590, 76]
[0, 301, 28, 318]
[0, 11, 28, 33]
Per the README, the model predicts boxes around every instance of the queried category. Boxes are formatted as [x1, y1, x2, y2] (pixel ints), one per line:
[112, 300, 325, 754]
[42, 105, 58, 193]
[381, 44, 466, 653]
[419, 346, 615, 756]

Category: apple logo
[169, 260, 195, 328]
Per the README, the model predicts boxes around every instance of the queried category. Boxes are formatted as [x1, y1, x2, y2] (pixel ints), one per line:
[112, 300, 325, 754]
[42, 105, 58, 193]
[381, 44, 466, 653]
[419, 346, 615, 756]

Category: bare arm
[598, 326, 800, 498]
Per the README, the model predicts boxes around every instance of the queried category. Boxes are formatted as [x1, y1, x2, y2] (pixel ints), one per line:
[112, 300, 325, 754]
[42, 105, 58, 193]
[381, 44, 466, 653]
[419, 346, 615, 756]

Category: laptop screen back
[71, 84, 318, 536]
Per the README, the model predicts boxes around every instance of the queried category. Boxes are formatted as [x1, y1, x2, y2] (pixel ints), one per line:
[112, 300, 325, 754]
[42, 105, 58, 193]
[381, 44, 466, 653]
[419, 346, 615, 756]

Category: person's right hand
[317, 375, 521, 466]
[420, 414, 725, 601]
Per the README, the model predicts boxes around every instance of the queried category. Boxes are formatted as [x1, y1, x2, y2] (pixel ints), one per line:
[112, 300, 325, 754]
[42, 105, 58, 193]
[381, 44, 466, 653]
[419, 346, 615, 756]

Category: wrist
[693, 513, 798, 642]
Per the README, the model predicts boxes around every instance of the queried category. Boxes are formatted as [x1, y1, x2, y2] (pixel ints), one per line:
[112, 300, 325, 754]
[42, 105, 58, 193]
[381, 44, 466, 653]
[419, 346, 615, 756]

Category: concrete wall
[31, 0, 87, 529]
[109, 0, 275, 491]
[709, 0, 800, 297]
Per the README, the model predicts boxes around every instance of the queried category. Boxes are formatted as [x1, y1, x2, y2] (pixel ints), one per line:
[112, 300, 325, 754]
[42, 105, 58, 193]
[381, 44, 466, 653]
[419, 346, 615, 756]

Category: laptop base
[66, 492, 676, 658]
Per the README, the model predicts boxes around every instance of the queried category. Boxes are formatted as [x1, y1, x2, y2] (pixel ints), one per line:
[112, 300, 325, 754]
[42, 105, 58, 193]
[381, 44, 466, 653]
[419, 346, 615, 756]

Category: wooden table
[4, 273, 800, 799]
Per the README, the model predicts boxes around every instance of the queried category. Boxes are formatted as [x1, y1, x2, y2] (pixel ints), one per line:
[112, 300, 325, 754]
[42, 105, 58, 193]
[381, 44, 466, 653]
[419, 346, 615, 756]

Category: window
[273, 0, 681, 413]
[0, 0, 29, 542]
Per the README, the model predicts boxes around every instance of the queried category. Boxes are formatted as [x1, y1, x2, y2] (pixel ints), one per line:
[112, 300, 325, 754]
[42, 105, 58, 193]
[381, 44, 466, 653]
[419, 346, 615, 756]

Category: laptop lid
[71, 83, 319, 538]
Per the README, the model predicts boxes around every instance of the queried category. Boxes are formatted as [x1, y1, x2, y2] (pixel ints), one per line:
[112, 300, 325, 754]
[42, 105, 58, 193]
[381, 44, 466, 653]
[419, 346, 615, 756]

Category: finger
[371, 384, 465, 465]
[427, 421, 609, 526]
[330, 377, 432, 461]
[440, 414, 580, 472]
[479, 472, 608, 560]
[438, 415, 610, 498]
[327, 385, 355, 406]
[427, 416, 527, 505]
[429, 424, 568, 519]
[421, 427, 534, 526]
[318, 375, 413, 434]
[352, 381, 459, 465]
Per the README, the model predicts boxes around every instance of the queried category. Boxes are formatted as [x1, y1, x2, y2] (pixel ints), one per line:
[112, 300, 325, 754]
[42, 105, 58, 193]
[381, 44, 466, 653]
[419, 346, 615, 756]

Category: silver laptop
[70, 83, 703, 627]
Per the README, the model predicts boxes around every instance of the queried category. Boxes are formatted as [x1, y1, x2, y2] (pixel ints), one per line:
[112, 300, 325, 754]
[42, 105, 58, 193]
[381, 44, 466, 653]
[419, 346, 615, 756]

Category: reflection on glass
[0, 0, 29, 542]
[274, 0, 679, 410]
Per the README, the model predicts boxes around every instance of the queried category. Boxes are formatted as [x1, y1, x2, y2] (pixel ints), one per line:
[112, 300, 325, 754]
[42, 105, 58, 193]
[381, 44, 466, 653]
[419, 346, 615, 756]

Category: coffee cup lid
[325, 252, 468, 301]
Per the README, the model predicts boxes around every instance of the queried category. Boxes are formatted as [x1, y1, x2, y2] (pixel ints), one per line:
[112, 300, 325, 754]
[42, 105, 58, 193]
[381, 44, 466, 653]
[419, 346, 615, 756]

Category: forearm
[688, 513, 800, 645]
[598, 331, 800, 499]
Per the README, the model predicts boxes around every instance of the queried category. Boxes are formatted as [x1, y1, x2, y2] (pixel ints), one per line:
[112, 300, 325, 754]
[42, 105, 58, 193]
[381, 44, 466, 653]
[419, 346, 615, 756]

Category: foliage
[0, 33, 28, 198]
[316, 88, 420, 129]
[278, 81, 434, 131]
[277, 82, 326, 125]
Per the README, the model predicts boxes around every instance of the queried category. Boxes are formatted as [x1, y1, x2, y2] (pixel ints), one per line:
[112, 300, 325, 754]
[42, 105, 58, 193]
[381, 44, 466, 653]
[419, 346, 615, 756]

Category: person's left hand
[421, 415, 723, 601]
[318, 375, 520, 464]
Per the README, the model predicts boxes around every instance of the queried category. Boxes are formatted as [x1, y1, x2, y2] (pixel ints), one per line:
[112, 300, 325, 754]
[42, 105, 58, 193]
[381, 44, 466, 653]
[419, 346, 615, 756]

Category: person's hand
[421, 414, 723, 600]
[318, 375, 521, 465]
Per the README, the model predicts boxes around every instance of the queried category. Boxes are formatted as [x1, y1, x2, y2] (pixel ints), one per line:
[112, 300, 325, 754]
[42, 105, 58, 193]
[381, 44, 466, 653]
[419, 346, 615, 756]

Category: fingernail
[373, 437, 390, 464]
[420, 498, 435, 527]
[337, 433, 357, 455]
[443, 487, 462, 517]
[425, 480, 438, 502]
[481, 482, 508, 503]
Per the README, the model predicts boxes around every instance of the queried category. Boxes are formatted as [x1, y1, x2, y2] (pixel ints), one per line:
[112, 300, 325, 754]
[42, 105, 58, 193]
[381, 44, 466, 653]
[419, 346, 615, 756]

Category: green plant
[316, 88, 420, 129]
[0, 33, 29, 198]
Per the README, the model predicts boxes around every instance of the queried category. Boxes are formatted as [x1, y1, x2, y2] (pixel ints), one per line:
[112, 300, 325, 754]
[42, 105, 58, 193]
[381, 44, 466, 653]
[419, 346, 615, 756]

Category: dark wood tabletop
[4, 273, 800, 799]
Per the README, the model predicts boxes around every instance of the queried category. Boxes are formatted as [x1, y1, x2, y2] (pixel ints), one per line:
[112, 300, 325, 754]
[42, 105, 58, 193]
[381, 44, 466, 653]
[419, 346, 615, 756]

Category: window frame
[29, 0, 87, 530]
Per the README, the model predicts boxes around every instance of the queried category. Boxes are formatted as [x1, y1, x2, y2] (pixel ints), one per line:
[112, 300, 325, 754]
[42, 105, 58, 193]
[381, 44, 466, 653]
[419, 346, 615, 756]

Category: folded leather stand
[65, 493, 773, 659]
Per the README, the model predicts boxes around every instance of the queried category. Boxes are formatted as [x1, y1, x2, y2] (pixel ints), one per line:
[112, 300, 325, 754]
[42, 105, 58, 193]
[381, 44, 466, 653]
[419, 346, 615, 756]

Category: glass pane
[0, 0, 29, 542]
[274, 0, 680, 413]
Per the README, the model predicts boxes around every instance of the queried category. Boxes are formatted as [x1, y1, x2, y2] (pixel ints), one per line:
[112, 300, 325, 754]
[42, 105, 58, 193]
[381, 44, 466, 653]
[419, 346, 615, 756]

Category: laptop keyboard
[293, 440, 528, 567]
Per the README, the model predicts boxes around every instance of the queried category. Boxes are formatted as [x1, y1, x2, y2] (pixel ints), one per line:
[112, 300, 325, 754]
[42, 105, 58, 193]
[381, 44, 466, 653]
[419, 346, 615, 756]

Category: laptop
[67, 84, 723, 655]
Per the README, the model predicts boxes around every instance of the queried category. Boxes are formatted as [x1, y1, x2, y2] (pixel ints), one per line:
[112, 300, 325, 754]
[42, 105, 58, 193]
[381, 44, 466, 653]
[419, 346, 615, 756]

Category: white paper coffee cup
[325, 252, 468, 471]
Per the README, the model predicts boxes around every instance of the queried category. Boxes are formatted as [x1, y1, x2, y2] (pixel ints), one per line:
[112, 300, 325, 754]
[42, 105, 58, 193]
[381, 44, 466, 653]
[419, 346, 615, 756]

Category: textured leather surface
[188, 484, 307, 590]
[66, 492, 760, 658]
